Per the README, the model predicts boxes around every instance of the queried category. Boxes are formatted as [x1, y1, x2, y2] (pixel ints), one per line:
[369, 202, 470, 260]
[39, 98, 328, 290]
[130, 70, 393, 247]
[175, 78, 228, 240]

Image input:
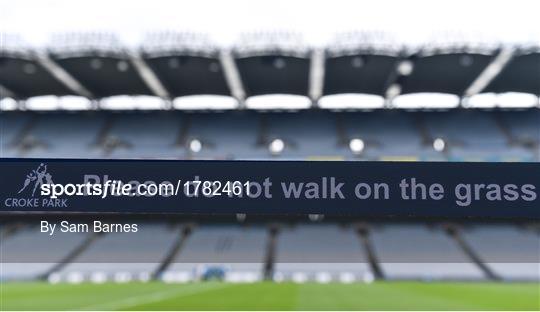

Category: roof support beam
[464, 47, 514, 97]
[37, 53, 94, 98]
[382, 59, 407, 108]
[130, 53, 171, 101]
[220, 50, 246, 108]
[309, 49, 325, 107]
[0, 84, 17, 99]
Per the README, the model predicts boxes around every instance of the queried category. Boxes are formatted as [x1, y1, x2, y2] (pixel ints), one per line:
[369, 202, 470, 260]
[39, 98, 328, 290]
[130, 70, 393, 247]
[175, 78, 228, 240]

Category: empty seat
[370, 225, 484, 280]
[22, 113, 105, 158]
[0, 113, 31, 158]
[166, 226, 267, 281]
[187, 113, 263, 159]
[463, 225, 540, 281]
[342, 112, 441, 160]
[107, 114, 182, 159]
[274, 224, 371, 281]
[60, 224, 179, 278]
[265, 112, 340, 159]
[0, 225, 87, 280]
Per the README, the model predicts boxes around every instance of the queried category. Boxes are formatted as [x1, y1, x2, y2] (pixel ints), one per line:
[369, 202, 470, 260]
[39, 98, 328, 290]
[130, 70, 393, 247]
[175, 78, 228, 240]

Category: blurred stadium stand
[370, 225, 485, 280]
[461, 225, 540, 281]
[164, 225, 267, 283]
[273, 224, 372, 282]
[0, 33, 538, 284]
[1, 222, 538, 283]
[55, 224, 180, 282]
[1, 110, 538, 161]
[0, 225, 87, 280]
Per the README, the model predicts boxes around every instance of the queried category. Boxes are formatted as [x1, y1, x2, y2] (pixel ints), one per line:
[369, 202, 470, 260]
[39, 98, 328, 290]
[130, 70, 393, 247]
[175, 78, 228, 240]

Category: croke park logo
[3, 163, 68, 209]
[18, 163, 54, 197]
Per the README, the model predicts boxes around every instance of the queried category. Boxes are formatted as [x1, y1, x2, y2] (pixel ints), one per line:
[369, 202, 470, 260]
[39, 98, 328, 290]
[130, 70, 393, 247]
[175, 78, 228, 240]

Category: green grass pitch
[1, 281, 538, 310]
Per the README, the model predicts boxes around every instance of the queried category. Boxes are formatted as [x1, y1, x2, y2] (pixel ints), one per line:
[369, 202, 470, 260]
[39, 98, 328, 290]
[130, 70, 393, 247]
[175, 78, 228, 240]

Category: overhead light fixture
[459, 55, 474, 67]
[23, 63, 36, 74]
[433, 138, 446, 152]
[349, 138, 365, 155]
[90, 59, 103, 70]
[117, 60, 129, 72]
[397, 60, 414, 76]
[269, 138, 285, 155]
[208, 62, 220, 73]
[189, 139, 202, 153]
[168, 58, 180, 69]
[273, 58, 286, 69]
[351, 56, 364, 68]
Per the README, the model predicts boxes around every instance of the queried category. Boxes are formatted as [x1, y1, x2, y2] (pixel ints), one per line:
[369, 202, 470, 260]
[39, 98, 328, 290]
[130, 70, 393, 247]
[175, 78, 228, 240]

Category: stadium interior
[0, 32, 539, 286]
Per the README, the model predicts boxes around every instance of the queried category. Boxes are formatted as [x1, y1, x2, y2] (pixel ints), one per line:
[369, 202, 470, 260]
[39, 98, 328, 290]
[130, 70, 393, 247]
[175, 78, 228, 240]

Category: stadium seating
[57, 224, 180, 282]
[165, 225, 267, 282]
[370, 225, 485, 280]
[265, 112, 341, 159]
[21, 113, 105, 158]
[2, 110, 538, 161]
[501, 110, 540, 145]
[1, 221, 538, 283]
[273, 224, 372, 282]
[106, 113, 182, 159]
[0, 225, 87, 280]
[1, 37, 539, 285]
[186, 113, 263, 159]
[0, 113, 31, 158]
[341, 111, 442, 161]
[422, 111, 534, 161]
[462, 225, 540, 281]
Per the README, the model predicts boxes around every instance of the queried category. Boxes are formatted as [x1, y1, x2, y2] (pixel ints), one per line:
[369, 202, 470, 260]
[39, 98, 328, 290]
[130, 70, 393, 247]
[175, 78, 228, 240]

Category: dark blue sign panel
[0, 158, 538, 219]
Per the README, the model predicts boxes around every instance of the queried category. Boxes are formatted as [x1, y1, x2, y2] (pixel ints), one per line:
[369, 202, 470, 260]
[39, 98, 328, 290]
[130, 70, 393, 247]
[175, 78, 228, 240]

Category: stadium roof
[322, 32, 402, 96]
[396, 45, 498, 96]
[48, 33, 154, 98]
[1, 32, 539, 109]
[141, 33, 231, 97]
[484, 47, 540, 95]
[0, 48, 74, 99]
[233, 33, 311, 97]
